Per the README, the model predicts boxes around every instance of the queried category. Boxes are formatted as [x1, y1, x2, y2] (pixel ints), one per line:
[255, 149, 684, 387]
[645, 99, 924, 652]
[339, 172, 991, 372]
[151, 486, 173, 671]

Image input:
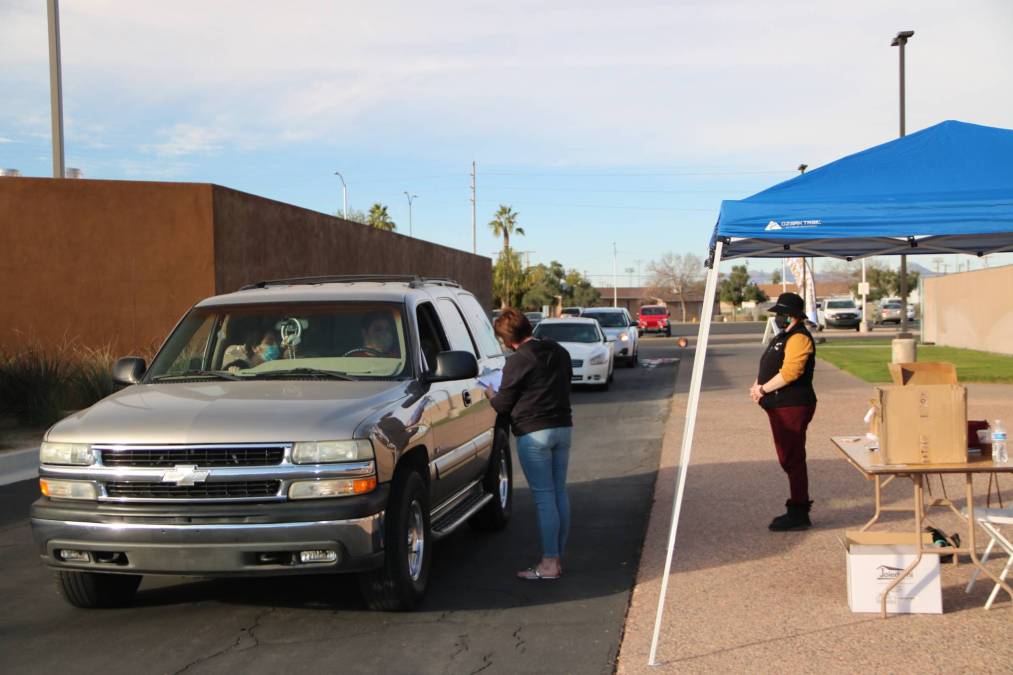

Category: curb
[0, 447, 39, 486]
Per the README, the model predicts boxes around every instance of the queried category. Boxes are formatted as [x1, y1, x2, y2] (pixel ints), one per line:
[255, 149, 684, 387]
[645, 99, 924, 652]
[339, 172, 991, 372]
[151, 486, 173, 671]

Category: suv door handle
[462, 390, 472, 407]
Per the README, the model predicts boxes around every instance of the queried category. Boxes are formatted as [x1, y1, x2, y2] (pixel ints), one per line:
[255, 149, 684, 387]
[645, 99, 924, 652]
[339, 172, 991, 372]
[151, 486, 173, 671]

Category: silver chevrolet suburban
[30, 275, 511, 611]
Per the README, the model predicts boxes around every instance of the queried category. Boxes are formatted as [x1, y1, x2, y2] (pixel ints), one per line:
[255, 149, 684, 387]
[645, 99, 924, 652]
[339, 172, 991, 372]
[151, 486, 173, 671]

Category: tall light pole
[612, 242, 618, 307]
[47, 0, 65, 179]
[334, 171, 347, 219]
[404, 192, 418, 238]
[892, 30, 914, 339]
[470, 161, 477, 254]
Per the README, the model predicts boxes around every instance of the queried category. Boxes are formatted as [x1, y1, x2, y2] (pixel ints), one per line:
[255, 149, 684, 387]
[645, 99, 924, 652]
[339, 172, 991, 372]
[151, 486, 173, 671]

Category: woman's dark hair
[494, 307, 533, 346]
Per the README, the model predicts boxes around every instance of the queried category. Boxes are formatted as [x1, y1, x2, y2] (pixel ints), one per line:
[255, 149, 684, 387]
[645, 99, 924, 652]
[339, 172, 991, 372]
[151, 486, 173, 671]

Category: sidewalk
[618, 342, 1012, 673]
[0, 429, 41, 486]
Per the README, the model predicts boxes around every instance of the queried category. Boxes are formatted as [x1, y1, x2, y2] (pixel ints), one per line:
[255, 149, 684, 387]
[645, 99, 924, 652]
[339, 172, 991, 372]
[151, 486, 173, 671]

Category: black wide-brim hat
[768, 292, 806, 318]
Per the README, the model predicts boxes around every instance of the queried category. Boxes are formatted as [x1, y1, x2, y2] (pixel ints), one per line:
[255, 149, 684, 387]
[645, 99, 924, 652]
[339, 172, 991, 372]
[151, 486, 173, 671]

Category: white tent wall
[648, 240, 723, 666]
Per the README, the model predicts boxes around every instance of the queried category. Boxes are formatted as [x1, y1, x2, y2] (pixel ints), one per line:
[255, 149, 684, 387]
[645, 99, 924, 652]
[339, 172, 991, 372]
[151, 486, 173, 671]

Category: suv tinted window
[417, 302, 450, 372]
[457, 294, 503, 358]
[641, 306, 666, 316]
[436, 298, 478, 357]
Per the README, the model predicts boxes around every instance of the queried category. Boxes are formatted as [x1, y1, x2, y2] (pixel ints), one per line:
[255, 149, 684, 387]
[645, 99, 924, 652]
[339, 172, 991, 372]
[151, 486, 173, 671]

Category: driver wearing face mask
[750, 292, 817, 532]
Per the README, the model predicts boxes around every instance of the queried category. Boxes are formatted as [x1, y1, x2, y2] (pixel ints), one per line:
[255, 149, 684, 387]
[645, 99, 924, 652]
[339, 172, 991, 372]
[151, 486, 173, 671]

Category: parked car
[581, 307, 639, 367]
[533, 317, 614, 390]
[525, 311, 545, 328]
[31, 275, 512, 611]
[560, 306, 584, 317]
[819, 297, 862, 331]
[877, 299, 916, 324]
[638, 304, 671, 337]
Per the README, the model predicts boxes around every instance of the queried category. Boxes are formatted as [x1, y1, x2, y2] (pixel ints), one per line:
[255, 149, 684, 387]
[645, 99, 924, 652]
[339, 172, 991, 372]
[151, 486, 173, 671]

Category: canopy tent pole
[648, 239, 723, 667]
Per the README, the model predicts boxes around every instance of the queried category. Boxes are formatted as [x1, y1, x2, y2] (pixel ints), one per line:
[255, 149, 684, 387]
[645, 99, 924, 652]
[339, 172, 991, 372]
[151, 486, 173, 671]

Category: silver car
[31, 275, 511, 611]
[580, 307, 640, 367]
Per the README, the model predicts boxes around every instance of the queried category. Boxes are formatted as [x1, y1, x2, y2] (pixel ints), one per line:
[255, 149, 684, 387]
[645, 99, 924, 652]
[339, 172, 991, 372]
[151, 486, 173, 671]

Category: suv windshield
[583, 311, 628, 328]
[640, 306, 666, 316]
[535, 323, 600, 343]
[826, 300, 856, 309]
[146, 302, 411, 380]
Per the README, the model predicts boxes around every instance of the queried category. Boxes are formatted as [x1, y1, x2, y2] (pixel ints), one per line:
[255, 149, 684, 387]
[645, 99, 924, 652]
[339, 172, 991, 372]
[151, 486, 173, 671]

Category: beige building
[921, 264, 1013, 355]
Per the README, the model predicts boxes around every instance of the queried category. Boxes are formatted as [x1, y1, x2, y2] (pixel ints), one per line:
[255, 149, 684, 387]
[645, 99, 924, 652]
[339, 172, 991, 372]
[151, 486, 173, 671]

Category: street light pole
[470, 161, 477, 254]
[334, 171, 347, 219]
[612, 242, 618, 307]
[892, 30, 914, 339]
[404, 191, 418, 238]
[47, 0, 65, 179]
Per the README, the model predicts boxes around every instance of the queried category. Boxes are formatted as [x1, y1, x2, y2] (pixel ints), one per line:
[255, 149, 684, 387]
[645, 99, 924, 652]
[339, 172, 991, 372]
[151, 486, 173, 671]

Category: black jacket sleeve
[490, 351, 532, 416]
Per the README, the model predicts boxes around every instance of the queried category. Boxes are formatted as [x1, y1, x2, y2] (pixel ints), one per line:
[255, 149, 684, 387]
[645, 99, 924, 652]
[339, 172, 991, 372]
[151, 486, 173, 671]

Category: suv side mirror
[427, 351, 479, 382]
[113, 357, 146, 385]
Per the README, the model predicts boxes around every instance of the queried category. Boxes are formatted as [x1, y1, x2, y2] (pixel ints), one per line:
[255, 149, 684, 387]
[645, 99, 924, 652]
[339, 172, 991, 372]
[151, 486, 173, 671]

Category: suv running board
[431, 492, 493, 540]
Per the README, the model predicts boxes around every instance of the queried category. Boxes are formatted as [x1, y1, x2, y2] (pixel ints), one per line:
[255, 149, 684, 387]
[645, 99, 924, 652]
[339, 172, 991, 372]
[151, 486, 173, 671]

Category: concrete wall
[212, 186, 493, 305]
[0, 178, 492, 356]
[922, 265, 1013, 355]
[1, 178, 216, 355]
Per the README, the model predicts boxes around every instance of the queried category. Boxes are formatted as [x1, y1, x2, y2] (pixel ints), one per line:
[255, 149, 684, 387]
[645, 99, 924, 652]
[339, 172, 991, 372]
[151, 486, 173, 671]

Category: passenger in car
[223, 329, 282, 370]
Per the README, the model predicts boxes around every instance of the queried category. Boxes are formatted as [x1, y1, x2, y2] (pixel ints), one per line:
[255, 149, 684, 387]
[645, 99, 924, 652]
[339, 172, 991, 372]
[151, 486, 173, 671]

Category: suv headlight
[292, 439, 374, 464]
[40, 442, 95, 466]
[589, 351, 608, 366]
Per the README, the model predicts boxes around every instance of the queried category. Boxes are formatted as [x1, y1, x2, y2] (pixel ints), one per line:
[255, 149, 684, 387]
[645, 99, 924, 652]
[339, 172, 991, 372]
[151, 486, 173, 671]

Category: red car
[638, 304, 671, 336]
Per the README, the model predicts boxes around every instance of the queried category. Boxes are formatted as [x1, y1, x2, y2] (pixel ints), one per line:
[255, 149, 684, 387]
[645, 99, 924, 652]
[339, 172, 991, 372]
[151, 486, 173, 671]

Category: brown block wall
[0, 178, 492, 357]
[0, 178, 216, 355]
[211, 186, 493, 305]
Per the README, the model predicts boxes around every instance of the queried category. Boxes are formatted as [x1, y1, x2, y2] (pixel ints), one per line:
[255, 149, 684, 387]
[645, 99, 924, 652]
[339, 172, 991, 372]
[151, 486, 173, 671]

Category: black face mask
[775, 314, 792, 330]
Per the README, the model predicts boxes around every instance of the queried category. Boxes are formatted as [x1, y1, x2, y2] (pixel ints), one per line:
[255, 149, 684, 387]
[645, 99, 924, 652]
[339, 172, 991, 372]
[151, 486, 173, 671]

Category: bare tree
[646, 253, 705, 322]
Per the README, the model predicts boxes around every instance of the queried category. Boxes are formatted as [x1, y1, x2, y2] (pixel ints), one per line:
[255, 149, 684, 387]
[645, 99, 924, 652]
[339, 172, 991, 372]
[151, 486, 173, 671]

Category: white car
[818, 297, 862, 331]
[533, 317, 614, 390]
[581, 307, 639, 367]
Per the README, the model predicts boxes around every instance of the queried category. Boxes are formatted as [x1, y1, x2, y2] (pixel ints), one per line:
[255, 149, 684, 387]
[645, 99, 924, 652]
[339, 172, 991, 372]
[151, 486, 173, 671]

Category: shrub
[0, 347, 71, 428]
[0, 342, 121, 428]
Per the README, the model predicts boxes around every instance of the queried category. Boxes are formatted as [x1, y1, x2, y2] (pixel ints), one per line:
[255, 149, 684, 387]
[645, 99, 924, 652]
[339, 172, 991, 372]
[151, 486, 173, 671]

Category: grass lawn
[817, 344, 1013, 383]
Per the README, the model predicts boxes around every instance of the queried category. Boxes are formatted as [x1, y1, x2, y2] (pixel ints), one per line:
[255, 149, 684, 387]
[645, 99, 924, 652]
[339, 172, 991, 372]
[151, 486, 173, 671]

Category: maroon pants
[765, 405, 816, 505]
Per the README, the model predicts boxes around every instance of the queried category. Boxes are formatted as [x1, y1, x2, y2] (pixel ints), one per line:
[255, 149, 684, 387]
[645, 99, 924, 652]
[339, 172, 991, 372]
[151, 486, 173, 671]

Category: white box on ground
[845, 532, 942, 614]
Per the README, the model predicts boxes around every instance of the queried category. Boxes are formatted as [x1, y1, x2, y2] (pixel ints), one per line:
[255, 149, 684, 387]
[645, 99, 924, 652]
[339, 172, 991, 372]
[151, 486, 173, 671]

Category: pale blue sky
[2, 0, 1012, 281]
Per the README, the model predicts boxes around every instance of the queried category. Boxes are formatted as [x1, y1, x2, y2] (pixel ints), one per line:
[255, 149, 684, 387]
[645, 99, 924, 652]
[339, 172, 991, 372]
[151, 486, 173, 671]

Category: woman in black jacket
[486, 308, 573, 580]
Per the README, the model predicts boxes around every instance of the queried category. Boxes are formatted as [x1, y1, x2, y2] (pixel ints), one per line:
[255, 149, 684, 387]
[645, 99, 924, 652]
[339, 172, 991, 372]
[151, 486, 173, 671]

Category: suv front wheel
[56, 570, 142, 608]
[358, 470, 431, 611]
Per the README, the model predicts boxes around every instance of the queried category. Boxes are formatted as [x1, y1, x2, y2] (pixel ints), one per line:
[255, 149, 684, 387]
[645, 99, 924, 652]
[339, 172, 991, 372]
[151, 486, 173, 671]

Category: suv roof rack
[238, 274, 462, 291]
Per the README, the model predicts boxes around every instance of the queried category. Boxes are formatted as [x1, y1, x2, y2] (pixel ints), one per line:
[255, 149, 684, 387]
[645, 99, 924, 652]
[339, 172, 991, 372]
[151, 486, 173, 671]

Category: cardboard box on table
[873, 362, 967, 465]
[845, 532, 942, 614]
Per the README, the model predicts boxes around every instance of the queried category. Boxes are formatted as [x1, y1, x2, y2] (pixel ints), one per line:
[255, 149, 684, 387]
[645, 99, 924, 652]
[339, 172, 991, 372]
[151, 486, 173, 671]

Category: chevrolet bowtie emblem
[162, 464, 210, 486]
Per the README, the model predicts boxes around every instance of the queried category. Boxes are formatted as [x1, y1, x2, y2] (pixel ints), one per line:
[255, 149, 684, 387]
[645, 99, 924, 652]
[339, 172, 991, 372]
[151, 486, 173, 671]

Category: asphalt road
[0, 338, 682, 675]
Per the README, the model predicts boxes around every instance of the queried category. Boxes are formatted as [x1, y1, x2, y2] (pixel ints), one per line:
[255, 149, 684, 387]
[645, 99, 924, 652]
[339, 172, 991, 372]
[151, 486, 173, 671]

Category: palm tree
[367, 203, 396, 231]
[488, 204, 524, 252]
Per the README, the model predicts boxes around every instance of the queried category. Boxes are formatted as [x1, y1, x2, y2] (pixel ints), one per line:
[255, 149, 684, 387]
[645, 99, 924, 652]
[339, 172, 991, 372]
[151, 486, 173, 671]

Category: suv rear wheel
[56, 571, 141, 608]
[470, 428, 512, 531]
[358, 470, 431, 611]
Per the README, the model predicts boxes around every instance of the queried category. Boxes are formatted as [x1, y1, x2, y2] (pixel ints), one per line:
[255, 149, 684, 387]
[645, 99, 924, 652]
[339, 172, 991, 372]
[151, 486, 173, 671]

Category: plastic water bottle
[992, 420, 1008, 464]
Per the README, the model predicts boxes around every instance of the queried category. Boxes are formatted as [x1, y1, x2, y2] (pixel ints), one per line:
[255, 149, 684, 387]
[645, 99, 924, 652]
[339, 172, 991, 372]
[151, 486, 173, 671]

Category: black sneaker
[769, 500, 813, 531]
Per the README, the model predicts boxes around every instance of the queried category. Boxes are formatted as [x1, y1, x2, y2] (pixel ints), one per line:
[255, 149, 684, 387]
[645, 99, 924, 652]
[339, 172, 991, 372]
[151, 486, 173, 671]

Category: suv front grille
[101, 446, 285, 468]
[105, 480, 281, 499]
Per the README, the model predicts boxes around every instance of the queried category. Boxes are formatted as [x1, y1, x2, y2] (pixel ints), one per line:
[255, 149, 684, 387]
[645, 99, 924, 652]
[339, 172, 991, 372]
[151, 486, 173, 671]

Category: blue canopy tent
[649, 120, 1013, 664]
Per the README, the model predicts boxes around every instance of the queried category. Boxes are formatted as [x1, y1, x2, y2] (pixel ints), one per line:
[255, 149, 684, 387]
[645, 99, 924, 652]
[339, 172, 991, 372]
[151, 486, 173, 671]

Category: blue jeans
[515, 427, 572, 558]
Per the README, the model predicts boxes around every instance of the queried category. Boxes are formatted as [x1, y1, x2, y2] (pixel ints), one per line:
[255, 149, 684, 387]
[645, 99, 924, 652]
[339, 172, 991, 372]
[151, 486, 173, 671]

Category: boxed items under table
[845, 532, 942, 614]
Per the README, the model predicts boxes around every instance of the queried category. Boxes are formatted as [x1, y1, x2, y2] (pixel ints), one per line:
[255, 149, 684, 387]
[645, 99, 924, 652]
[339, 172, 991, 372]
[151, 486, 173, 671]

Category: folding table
[832, 435, 1013, 616]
